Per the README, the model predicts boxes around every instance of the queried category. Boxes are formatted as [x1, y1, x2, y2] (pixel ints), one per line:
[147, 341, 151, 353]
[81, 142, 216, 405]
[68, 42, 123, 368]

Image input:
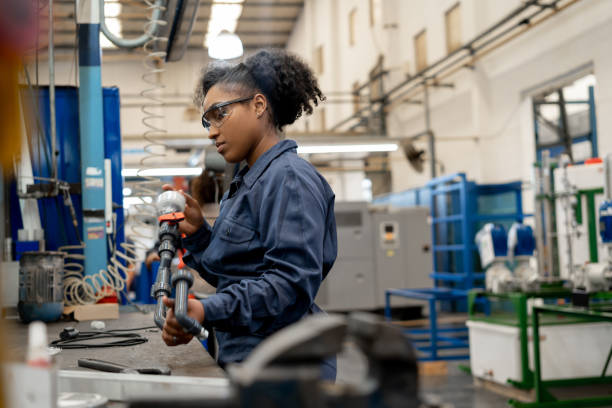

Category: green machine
[466, 153, 612, 407]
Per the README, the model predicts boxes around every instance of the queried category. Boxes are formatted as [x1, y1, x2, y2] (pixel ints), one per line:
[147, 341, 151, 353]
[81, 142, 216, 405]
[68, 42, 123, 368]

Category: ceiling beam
[53, 14, 299, 22]
[52, 43, 286, 51]
[202, 1, 303, 7]
[54, 29, 292, 37]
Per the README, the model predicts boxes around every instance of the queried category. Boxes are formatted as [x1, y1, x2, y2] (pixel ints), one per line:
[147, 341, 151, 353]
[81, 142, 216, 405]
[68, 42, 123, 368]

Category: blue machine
[509, 223, 536, 256]
[475, 223, 508, 269]
[491, 225, 508, 256]
[10, 86, 124, 275]
[600, 201, 612, 244]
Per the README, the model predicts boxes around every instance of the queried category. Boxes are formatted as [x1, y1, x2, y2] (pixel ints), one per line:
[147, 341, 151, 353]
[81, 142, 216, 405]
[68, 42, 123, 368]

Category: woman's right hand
[162, 184, 205, 236]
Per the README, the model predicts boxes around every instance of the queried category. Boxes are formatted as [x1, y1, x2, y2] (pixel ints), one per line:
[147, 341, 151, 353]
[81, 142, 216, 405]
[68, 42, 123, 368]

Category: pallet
[419, 361, 448, 376]
[473, 376, 534, 403]
[393, 314, 468, 328]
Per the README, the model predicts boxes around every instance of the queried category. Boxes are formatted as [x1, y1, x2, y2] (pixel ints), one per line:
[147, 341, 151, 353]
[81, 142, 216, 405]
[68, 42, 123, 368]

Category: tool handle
[195, 327, 209, 341]
[78, 358, 128, 373]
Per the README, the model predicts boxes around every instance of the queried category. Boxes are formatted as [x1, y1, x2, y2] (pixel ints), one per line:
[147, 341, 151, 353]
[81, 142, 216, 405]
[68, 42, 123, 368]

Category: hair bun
[194, 49, 324, 132]
[245, 49, 325, 130]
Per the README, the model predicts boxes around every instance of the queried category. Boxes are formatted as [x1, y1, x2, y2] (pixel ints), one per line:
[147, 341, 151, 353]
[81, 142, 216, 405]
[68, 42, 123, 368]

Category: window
[369, 0, 381, 27]
[445, 3, 461, 54]
[533, 74, 598, 163]
[349, 8, 357, 46]
[313, 45, 323, 75]
[414, 30, 427, 72]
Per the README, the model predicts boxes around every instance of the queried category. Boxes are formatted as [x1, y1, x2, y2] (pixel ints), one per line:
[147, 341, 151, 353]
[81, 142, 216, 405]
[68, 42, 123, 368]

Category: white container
[467, 320, 612, 384]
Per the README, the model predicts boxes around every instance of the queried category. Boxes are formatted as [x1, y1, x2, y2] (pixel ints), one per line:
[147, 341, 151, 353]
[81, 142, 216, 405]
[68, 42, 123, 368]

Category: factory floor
[337, 342, 510, 408]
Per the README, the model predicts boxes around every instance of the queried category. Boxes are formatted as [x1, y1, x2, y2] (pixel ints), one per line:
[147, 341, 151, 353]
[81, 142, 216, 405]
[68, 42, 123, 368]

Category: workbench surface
[4, 311, 226, 378]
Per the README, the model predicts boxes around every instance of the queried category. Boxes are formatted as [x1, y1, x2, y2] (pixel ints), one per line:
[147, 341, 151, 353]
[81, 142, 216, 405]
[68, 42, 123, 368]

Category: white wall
[286, 0, 612, 200]
[27, 0, 612, 202]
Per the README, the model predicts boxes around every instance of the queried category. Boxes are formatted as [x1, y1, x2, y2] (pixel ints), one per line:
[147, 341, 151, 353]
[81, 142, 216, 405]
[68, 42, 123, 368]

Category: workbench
[5, 310, 225, 378]
[4, 309, 229, 406]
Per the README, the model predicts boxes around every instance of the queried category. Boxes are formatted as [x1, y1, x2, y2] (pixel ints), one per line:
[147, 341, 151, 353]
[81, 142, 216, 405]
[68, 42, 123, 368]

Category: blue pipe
[77, 2, 108, 277]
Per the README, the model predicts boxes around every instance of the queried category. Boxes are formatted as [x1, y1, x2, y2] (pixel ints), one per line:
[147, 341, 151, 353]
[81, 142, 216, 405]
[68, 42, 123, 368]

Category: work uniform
[182, 139, 338, 380]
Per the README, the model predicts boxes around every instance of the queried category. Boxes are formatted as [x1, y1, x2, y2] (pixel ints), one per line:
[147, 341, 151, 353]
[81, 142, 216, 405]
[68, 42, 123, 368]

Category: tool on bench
[78, 358, 171, 375]
[151, 191, 208, 341]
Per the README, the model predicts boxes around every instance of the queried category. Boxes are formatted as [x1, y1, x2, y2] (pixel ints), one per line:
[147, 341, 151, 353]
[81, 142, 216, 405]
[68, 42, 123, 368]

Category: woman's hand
[161, 296, 205, 346]
[144, 251, 160, 270]
[162, 184, 205, 236]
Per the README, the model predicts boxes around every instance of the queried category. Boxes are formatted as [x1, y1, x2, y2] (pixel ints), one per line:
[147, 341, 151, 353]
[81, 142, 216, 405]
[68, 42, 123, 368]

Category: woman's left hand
[161, 296, 205, 346]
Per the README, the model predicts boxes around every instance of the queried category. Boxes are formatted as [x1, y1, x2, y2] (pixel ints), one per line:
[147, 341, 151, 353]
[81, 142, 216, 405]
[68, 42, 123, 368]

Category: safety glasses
[201, 95, 255, 130]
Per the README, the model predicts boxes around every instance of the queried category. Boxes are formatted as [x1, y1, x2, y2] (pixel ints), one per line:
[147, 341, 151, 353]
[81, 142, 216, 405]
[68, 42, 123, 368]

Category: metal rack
[379, 173, 524, 360]
[509, 302, 612, 408]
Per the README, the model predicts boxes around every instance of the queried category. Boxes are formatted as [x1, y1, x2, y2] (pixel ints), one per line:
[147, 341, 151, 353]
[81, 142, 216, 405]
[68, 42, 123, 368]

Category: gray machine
[316, 202, 432, 311]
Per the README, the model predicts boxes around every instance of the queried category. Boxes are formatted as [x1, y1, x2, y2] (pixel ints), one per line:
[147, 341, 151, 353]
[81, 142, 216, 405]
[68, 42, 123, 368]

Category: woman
[160, 49, 338, 380]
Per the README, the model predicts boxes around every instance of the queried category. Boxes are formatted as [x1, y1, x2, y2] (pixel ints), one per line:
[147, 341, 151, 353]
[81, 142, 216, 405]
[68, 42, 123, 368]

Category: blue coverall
[182, 139, 338, 380]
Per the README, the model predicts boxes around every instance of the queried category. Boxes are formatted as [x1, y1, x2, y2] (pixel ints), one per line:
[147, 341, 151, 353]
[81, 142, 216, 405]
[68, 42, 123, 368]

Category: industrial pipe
[99, 0, 164, 49]
[49, 0, 58, 191]
[153, 191, 208, 340]
[172, 269, 208, 339]
[385, 0, 582, 113]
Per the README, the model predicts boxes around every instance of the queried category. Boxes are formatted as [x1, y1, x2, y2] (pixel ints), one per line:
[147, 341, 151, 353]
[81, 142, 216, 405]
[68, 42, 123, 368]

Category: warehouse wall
[25, 48, 370, 200]
[286, 0, 612, 203]
[26, 0, 612, 202]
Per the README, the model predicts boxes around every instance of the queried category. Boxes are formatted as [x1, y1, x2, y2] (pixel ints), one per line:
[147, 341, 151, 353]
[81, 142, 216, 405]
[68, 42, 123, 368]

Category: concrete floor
[420, 361, 510, 408]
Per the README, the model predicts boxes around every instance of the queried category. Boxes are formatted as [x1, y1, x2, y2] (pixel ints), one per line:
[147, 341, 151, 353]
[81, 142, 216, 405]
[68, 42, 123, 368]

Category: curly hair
[194, 49, 325, 132]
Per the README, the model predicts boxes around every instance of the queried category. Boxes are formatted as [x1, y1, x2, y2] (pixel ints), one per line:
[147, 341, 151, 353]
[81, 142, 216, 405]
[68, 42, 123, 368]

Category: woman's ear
[253, 93, 267, 118]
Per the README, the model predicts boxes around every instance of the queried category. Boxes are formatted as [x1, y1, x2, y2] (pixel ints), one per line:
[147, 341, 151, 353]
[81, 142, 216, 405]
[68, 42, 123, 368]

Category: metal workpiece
[152, 218, 181, 331]
[152, 191, 207, 339]
[151, 255, 172, 331]
[158, 224, 180, 252]
[173, 269, 208, 339]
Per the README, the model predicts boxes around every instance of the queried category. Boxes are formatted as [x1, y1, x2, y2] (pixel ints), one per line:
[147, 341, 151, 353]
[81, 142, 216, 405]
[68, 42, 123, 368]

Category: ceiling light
[122, 187, 132, 196]
[204, 0, 245, 55]
[122, 168, 204, 177]
[208, 30, 244, 60]
[297, 143, 399, 154]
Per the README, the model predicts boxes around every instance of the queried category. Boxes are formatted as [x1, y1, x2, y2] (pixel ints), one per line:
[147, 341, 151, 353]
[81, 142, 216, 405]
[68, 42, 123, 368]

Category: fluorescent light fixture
[101, 1, 122, 49]
[122, 168, 203, 177]
[205, 0, 245, 58]
[297, 143, 399, 154]
[208, 31, 244, 60]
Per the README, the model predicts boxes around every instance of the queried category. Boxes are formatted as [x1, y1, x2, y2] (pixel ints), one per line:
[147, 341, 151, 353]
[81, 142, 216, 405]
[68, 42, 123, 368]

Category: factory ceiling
[51, 0, 303, 54]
